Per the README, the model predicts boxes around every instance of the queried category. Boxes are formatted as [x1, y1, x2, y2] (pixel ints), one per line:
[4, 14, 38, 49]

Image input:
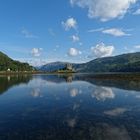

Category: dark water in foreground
[0, 74, 140, 140]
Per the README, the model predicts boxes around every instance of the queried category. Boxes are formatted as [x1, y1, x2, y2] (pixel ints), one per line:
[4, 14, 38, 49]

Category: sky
[0, 0, 140, 66]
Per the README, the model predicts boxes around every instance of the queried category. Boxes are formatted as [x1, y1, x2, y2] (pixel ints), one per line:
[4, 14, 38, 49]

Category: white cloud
[30, 59, 47, 66]
[31, 48, 43, 57]
[70, 0, 137, 21]
[18, 58, 50, 67]
[88, 28, 104, 33]
[71, 35, 80, 42]
[68, 48, 82, 56]
[134, 45, 140, 49]
[21, 28, 38, 38]
[102, 28, 130, 36]
[133, 8, 140, 15]
[91, 43, 115, 58]
[62, 18, 77, 30]
[88, 28, 130, 36]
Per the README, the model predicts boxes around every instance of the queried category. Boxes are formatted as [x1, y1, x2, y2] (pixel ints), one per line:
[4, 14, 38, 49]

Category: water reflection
[89, 124, 132, 140]
[91, 87, 115, 101]
[73, 102, 80, 111]
[1, 74, 140, 95]
[0, 75, 32, 95]
[81, 75, 140, 91]
[66, 117, 77, 128]
[70, 88, 79, 97]
[0, 74, 140, 140]
[104, 108, 128, 116]
[31, 88, 43, 98]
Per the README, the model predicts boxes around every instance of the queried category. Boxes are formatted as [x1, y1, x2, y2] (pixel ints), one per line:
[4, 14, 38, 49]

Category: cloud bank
[70, 0, 137, 21]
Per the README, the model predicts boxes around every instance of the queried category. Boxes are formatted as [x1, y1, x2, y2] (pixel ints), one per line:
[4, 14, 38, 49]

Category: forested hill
[38, 52, 140, 73]
[75, 52, 140, 73]
[1, 51, 140, 73]
[0, 51, 34, 71]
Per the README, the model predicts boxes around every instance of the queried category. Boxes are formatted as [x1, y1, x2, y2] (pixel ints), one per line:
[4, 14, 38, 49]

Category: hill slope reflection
[0, 74, 140, 95]
[0, 75, 32, 95]
[36, 74, 140, 91]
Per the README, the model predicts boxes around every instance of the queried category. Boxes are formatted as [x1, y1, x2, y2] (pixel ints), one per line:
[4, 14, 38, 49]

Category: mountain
[0, 51, 34, 71]
[37, 62, 69, 72]
[38, 52, 140, 73]
[74, 52, 140, 73]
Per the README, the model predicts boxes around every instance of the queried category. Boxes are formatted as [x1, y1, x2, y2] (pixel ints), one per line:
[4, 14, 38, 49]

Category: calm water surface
[0, 74, 140, 140]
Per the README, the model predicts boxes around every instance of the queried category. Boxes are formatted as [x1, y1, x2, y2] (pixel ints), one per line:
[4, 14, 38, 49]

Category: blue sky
[0, 0, 140, 66]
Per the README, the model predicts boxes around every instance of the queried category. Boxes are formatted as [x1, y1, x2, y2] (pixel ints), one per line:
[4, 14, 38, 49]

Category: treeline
[75, 52, 140, 73]
[0, 51, 34, 71]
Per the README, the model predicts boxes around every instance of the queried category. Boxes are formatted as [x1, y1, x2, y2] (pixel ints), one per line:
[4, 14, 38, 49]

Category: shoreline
[0, 71, 140, 79]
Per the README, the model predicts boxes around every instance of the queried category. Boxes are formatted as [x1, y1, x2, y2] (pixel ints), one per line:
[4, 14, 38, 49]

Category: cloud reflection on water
[104, 108, 128, 116]
[31, 88, 43, 98]
[0, 74, 140, 140]
[91, 87, 115, 101]
[89, 124, 131, 140]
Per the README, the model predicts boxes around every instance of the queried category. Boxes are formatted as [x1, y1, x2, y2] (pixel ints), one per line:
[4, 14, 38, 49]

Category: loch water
[0, 74, 140, 140]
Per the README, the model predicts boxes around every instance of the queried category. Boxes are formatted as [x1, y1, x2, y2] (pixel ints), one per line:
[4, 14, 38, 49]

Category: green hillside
[0, 51, 34, 71]
[75, 52, 140, 73]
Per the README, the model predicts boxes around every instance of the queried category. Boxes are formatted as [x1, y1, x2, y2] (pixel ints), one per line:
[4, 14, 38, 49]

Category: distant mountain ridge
[36, 62, 72, 72]
[1, 51, 140, 73]
[0, 51, 33, 71]
[75, 52, 140, 73]
[38, 52, 140, 73]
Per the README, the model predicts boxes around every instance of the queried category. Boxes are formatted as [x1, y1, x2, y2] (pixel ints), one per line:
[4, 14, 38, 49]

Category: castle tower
[66, 63, 72, 70]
